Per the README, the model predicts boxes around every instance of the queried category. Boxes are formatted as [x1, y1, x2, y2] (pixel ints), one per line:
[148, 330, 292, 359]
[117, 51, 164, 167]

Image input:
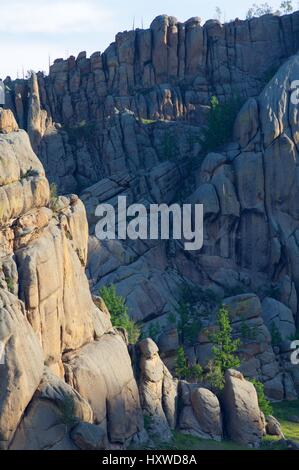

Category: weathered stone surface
[233, 98, 259, 148]
[262, 297, 296, 341]
[223, 369, 264, 447]
[15, 219, 109, 367]
[0, 289, 44, 449]
[64, 332, 143, 444]
[0, 109, 18, 134]
[2, 11, 299, 451]
[0, 131, 49, 225]
[224, 294, 262, 321]
[138, 338, 177, 440]
[190, 387, 222, 440]
[71, 422, 107, 450]
[10, 399, 78, 450]
[266, 415, 284, 438]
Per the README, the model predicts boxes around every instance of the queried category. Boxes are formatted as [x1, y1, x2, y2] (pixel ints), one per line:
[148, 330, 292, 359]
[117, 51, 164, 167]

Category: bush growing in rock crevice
[99, 284, 140, 344]
[201, 95, 243, 154]
[250, 379, 273, 417]
[175, 346, 203, 382]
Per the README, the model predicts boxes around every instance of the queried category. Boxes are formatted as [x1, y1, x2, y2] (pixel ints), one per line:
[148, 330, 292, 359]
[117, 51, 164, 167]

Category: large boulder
[178, 382, 222, 441]
[138, 338, 177, 440]
[0, 109, 18, 134]
[0, 289, 44, 449]
[64, 332, 144, 445]
[0, 130, 49, 225]
[190, 387, 222, 440]
[15, 201, 111, 370]
[262, 297, 296, 341]
[10, 368, 93, 450]
[222, 369, 264, 447]
[71, 422, 107, 450]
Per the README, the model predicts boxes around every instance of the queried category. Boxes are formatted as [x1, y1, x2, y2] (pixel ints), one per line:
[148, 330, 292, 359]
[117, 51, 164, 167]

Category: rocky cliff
[1, 10, 299, 434]
[0, 111, 269, 449]
[3, 12, 299, 193]
[0, 112, 144, 449]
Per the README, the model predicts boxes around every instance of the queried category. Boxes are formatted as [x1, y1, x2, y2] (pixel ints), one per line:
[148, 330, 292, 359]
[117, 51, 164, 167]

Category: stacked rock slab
[0, 111, 144, 449]
[223, 369, 265, 447]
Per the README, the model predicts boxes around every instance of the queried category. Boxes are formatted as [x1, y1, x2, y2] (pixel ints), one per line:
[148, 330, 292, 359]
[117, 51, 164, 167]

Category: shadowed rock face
[2, 7, 297, 447]
[0, 110, 274, 449]
[2, 13, 299, 400]
[3, 12, 299, 193]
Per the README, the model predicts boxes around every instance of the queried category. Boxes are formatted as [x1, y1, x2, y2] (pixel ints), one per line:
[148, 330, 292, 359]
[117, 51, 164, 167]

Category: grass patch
[271, 400, 299, 443]
[140, 118, 157, 125]
[133, 402, 299, 450]
[131, 431, 247, 450]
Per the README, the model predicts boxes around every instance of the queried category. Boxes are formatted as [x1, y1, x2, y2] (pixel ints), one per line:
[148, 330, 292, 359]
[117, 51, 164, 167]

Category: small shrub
[175, 346, 203, 382]
[99, 284, 140, 344]
[49, 182, 59, 211]
[201, 95, 243, 154]
[205, 362, 225, 390]
[5, 277, 14, 293]
[250, 379, 273, 417]
[246, 3, 273, 19]
[175, 283, 214, 344]
[140, 118, 157, 125]
[270, 321, 282, 347]
[240, 317, 258, 341]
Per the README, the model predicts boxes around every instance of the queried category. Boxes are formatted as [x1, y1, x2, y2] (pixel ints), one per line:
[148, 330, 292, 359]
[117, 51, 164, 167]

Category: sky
[0, 0, 293, 79]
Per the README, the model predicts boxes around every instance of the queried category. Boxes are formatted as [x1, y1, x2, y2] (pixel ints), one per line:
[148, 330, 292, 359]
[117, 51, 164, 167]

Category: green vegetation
[133, 403, 299, 450]
[5, 277, 14, 294]
[175, 346, 203, 382]
[201, 95, 243, 154]
[130, 430, 247, 450]
[176, 296, 202, 344]
[270, 321, 282, 347]
[174, 283, 220, 345]
[205, 363, 226, 391]
[240, 317, 258, 341]
[208, 307, 241, 390]
[49, 182, 59, 211]
[261, 400, 299, 448]
[271, 400, 299, 443]
[99, 284, 140, 344]
[140, 118, 157, 125]
[250, 379, 273, 417]
[246, 1, 293, 19]
[246, 2, 273, 18]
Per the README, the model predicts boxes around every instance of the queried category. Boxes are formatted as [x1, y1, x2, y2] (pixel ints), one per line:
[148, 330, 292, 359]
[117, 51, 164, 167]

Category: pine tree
[207, 307, 241, 389]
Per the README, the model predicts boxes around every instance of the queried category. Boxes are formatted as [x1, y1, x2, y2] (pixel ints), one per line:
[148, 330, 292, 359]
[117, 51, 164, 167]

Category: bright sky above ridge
[0, 0, 292, 79]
